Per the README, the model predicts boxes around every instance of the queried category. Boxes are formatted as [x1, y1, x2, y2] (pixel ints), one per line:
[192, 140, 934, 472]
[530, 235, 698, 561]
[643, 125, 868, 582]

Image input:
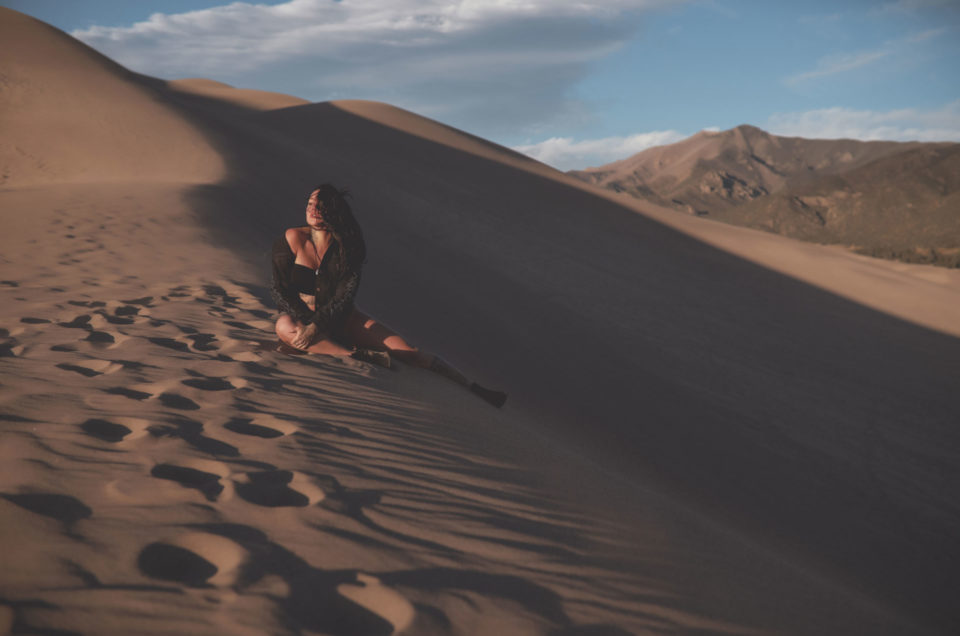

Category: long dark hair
[314, 183, 366, 270]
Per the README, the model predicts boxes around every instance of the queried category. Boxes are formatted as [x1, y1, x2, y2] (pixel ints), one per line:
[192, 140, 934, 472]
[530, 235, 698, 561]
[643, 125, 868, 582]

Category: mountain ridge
[569, 125, 958, 266]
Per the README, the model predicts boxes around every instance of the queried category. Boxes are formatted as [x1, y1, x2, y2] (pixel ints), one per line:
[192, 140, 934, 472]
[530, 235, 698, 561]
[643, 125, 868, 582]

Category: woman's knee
[382, 334, 417, 353]
[275, 315, 298, 342]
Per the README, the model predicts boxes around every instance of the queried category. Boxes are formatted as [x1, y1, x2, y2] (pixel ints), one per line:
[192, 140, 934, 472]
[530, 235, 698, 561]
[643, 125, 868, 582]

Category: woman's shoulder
[283, 227, 309, 252]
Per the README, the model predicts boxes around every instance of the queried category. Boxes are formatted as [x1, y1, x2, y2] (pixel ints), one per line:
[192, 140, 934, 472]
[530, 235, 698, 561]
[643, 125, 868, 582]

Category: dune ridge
[3, 7, 960, 635]
[0, 10, 224, 186]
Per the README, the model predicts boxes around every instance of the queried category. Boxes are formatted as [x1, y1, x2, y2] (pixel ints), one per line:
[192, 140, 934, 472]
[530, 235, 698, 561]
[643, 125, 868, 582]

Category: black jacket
[270, 234, 360, 337]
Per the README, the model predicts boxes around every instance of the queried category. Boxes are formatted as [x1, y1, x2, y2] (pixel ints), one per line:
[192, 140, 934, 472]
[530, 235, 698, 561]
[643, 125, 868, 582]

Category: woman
[272, 184, 507, 408]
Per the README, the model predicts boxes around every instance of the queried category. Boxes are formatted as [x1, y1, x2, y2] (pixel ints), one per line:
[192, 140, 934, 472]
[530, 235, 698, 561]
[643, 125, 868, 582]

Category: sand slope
[2, 8, 960, 636]
[0, 10, 224, 186]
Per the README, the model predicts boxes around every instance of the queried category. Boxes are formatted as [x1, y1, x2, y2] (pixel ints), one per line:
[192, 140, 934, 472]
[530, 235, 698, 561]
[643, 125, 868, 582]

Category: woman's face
[305, 190, 329, 230]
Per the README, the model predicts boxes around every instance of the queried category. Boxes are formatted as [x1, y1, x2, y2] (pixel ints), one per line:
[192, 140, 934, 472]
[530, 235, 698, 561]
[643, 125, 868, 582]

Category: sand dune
[0, 11, 224, 187]
[2, 7, 959, 635]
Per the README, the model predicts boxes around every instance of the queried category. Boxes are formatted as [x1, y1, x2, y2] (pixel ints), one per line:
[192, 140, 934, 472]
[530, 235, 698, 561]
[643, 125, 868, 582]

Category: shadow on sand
[137, 77, 960, 633]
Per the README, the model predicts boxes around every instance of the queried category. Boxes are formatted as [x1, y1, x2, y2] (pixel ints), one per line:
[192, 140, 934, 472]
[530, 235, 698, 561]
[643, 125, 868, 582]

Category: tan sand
[2, 8, 959, 635]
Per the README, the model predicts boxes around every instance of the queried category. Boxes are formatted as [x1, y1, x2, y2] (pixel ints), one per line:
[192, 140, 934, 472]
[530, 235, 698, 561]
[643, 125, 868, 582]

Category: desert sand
[2, 8, 959, 635]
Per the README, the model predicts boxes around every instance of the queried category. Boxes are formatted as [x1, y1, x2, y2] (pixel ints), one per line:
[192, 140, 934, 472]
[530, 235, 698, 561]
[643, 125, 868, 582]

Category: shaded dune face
[2, 6, 960, 636]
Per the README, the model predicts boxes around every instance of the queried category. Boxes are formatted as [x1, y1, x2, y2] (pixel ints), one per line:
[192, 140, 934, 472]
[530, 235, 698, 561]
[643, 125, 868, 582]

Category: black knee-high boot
[429, 356, 507, 408]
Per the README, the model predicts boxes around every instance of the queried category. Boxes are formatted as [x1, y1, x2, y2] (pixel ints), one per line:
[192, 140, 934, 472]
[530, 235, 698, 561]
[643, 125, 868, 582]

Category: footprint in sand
[58, 314, 92, 329]
[121, 296, 154, 307]
[182, 377, 234, 391]
[96, 311, 135, 326]
[186, 333, 219, 351]
[158, 392, 202, 410]
[82, 386, 152, 412]
[91, 301, 150, 326]
[138, 532, 247, 588]
[102, 386, 152, 401]
[233, 470, 325, 507]
[337, 573, 416, 635]
[223, 414, 298, 439]
[180, 373, 246, 392]
[56, 359, 123, 377]
[114, 304, 142, 317]
[84, 330, 116, 345]
[155, 416, 239, 457]
[150, 459, 233, 502]
[148, 337, 192, 353]
[80, 416, 150, 443]
[54, 313, 127, 349]
[110, 379, 205, 410]
[1, 492, 92, 531]
[0, 334, 25, 358]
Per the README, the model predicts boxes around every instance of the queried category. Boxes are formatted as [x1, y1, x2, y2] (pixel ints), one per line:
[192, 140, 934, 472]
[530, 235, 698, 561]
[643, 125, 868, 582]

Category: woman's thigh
[343, 308, 418, 352]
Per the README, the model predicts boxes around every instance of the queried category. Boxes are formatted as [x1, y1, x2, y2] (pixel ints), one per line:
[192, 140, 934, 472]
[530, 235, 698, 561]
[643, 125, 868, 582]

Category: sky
[4, 0, 959, 170]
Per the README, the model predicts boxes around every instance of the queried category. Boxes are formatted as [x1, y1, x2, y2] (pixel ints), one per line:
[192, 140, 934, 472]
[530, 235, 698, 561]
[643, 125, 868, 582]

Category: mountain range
[570, 125, 960, 267]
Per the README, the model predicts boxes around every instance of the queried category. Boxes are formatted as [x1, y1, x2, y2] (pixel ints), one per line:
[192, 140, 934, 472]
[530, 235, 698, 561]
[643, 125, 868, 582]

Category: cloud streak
[513, 130, 686, 171]
[785, 49, 891, 85]
[71, 0, 680, 136]
[765, 101, 960, 142]
[783, 25, 949, 87]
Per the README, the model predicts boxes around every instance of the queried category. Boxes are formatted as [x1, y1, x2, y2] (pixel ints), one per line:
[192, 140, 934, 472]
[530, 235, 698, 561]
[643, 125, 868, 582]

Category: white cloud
[875, 0, 960, 15]
[72, 0, 681, 135]
[513, 130, 687, 171]
[783, 26, 949, 87]
[785, 49, 890, 86]
[514, 102, 960, 171]
[904, 27, 948, 43]
[765, 101, 960, 142]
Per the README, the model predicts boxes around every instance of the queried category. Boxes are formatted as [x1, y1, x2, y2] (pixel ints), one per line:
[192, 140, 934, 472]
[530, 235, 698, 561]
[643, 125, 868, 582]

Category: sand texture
[2, 8, 960, 636]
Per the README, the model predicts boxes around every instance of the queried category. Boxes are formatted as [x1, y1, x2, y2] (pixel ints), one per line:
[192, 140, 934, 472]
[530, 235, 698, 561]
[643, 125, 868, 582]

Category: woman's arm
[270, 234, 314, 325]
[313, 267, 360, 336]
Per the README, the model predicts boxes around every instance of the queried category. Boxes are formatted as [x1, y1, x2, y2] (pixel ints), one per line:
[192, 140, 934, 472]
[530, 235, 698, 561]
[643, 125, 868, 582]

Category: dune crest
[166, 78, 311, 111]
[0, 9, 224, 186]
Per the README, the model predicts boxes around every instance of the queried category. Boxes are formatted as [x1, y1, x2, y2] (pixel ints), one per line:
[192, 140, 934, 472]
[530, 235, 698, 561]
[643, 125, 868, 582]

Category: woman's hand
[291, 322, 318, 350]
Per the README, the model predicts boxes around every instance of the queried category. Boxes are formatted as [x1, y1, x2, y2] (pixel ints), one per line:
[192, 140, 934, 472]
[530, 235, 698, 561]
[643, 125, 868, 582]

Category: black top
[291, 263, 317, 295]
[271, 234, 361, 337]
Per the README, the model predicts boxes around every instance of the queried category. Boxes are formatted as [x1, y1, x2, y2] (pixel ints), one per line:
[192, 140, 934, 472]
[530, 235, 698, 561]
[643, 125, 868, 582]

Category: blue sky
[4, 0, 959, 169]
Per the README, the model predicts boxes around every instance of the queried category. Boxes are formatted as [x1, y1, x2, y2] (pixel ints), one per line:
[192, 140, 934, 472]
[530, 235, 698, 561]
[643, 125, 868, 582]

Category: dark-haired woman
[272, 184, 506, 408]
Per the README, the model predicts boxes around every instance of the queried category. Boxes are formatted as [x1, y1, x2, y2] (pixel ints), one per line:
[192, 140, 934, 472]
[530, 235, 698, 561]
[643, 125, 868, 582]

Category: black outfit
[271, 234, 360, 338]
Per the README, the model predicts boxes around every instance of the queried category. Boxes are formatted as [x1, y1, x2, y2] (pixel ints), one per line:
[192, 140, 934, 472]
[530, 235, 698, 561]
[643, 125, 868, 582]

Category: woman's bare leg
[342, 309, 505, 407]
[343, 310, 428, 363]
